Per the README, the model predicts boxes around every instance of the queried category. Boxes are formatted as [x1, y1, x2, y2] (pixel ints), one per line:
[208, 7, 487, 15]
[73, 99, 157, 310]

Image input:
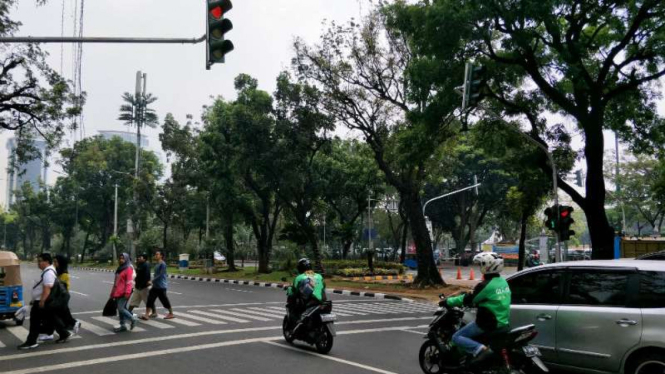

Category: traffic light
[543, 205, 559, 232]
[574, 170, 584, 187]
[558, 205, 576, 241]
[462, 62, 487, 110]
[207, 0, 234, 68]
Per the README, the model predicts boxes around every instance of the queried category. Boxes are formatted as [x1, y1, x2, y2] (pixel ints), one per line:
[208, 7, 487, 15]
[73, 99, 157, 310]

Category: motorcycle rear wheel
[419, 340, 444, 374]
[282, 316, 295, 344]
[315, 326, 334, 354]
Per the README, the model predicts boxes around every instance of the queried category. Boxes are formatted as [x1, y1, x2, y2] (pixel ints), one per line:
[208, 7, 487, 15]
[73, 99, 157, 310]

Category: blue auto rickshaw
[0, 251, 24, 325]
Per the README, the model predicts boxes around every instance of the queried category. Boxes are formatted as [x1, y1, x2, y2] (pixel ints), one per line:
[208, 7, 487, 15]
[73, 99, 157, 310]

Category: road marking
[0, 317, 430, 362]
[167, 291, 183, 295]
[7, 326, 28, 342]
[174, 312, 227, 325]
[69, 291, 89, 297]
[230, 308, 281, 319]
[137, 319, 174, 329]
[265, 341, 398, 374]
[71, 301, 289, 316]
[199, 310, 253, 323]
[163, 317, 200, 327]
[332, 306, 370, 315]
[102, 281, 113, 285]
[91, 317, 146, 332]
[399, 329, 426, 336]
[0, 339, 5, 348]
[79, 321, 114, 336]
[208, 309, 271, 322]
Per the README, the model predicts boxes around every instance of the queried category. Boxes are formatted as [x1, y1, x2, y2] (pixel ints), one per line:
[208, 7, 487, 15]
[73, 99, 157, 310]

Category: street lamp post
[113, 184, 119, 264]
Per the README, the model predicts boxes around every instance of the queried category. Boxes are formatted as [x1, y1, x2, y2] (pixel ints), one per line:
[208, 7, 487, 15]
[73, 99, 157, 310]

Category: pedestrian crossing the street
[0, 301, 438, 349]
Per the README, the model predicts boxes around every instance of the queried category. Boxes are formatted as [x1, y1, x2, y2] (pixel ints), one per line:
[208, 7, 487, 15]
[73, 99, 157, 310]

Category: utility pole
[323, 215, 326, 253]
[367, 192, 374, 272]
[615, 132, 627, 234]
[129, 71, 147, 261]
[113, 184, 118, 264]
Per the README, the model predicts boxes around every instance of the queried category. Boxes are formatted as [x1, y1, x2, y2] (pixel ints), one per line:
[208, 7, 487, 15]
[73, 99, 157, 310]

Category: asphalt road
[1, 264, 438, 374]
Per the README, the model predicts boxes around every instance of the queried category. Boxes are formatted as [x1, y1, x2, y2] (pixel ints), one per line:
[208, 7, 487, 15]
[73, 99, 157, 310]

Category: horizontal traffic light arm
[0, 35, 207, 44]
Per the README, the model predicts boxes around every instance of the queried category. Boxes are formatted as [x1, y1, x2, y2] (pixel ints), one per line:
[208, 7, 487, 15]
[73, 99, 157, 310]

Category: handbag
[103, 297, 118, 317]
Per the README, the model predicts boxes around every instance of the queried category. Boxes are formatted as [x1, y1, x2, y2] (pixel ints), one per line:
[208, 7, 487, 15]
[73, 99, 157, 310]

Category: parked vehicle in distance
[506, 260, 665, 374]
[636, 250, 665, 260]
[0, 251, 25, 326]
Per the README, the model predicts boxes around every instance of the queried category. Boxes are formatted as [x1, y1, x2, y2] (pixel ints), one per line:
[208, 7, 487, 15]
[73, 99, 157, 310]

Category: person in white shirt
[18, 253, 71, 350]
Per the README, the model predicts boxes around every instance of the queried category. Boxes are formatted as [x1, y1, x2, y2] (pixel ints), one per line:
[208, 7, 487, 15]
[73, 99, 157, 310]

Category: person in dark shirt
[140, 250, 175, 320]
[128, 254, 151, 313]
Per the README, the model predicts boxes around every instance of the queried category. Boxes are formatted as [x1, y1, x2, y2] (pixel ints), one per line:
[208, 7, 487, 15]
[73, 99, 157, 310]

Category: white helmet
[473, 252, 504, 275]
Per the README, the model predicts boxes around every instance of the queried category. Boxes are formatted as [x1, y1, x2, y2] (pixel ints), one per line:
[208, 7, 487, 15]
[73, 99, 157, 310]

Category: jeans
[116, 297, 133, 326]
[452, 321, 485, 356]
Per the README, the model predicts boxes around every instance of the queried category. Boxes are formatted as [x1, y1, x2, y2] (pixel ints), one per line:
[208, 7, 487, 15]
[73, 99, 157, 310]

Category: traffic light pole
[0, 35, 207, 44]
[479, 106, 563, 262]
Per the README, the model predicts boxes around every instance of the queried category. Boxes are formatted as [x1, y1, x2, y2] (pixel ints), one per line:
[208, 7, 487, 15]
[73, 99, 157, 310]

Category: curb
[73, 267, 414, 302]
[347, 274, 414, 282]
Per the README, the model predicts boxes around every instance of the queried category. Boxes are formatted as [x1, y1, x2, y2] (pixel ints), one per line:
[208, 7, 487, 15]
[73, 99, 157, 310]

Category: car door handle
[615, 319, 638, 326]
[536, 314, 552, 321]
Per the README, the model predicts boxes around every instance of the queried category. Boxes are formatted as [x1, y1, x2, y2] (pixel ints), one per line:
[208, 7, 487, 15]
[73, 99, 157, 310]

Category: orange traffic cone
[456, 267, 463, 280]
[469, 268, 476, 281]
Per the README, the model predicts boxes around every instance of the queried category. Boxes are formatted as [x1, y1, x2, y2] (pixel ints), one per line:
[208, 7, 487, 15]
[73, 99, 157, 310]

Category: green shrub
[335, 267, 401, 277]
[323, 260, 404, 275]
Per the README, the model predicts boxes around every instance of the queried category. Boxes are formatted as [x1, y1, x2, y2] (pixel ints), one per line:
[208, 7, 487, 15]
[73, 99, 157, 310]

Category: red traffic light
[210, 7, 222, 19]
[560, 210, 569, 218]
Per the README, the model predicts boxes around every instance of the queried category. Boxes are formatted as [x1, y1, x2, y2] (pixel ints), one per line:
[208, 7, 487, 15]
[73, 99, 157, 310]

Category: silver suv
[506, 260, 664, 374]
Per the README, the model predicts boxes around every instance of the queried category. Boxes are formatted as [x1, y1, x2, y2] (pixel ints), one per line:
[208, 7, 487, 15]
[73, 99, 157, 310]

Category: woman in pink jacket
[110, 253, 136, 332]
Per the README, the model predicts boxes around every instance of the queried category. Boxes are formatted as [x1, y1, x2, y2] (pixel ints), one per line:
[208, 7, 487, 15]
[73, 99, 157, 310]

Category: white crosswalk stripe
[91, 317, 146, 332]
[163, 316, 201, 327]
[137, 319, 174, 329]
[230, 308, 282, 319]
[189, 310, 250, 323]
[79, 321, 115, 336]
[175, 312, 227, 325]
[7, 326, 28, 342]
[327, 306, 369, 315]
[336, 304, 382, 314]
[208, 309, 267, 322]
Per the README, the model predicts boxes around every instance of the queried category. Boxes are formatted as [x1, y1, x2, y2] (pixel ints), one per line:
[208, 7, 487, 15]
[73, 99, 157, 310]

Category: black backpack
[34, 268, 70, 310]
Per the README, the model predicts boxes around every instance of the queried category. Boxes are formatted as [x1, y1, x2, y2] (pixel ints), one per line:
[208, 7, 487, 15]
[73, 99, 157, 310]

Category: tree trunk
[400, 218, 408, 263]
[403, 190, 443, 286]
[367, 249, 374, 274]
[342, 240, 352, 260]
[225, 215, 237, 271]
[584, 123, 615, 259]
[518, 210, 528, 271]
[162, 222, 168, 257]
[81, 232, 90, 263]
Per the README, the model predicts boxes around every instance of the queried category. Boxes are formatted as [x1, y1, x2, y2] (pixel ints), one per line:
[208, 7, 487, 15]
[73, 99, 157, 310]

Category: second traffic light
[558, 205, 575, 241]
[462, 62, 487, 110]
[207, 0, 234, 68]
[543, 205, 559, 232]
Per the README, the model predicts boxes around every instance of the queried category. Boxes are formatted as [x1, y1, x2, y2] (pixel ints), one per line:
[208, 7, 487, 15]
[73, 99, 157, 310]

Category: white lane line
[332, 306, 370, 315]
[2, 337, 281, 374]
[399, 329, 426, 336]
[175, 312, 227, 325]
[230, 308, 281, 319]
[71, 301, 288, 316]
[102, 281, 114, 285]
[264, 341, 398, 374]
[167, 291, 183, 295]
[0, 338, 5, 348]
[137, 319, 174, 329]
[367, 303, 423, 314]
[71, 276, 80, 279]
[91, 317, 146, 332]
[79, 321, 114, 336]
[344, 304, 395, 314]
[69, 291, 89, 297]
[0, 317, 431, 362]
[7, 326, 28, 342]
[206, 309, 261, 322]
[163, 317, 200, 327]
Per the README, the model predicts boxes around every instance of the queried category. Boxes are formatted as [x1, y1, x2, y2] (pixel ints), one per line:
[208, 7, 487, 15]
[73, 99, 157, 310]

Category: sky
[0, 0, 662, 208]
[0, 0, 368, 206]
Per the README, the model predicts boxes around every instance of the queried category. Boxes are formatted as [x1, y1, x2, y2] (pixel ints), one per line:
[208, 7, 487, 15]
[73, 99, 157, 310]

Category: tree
[607, 155, 665, 234]
[394, 0, 665, 259]
[50, 177, 79, 258]
[293, 9, 463, 286]
[318, 139, 385, 259]
[1, 0, 84, 164]
[60, 136, 162, 260]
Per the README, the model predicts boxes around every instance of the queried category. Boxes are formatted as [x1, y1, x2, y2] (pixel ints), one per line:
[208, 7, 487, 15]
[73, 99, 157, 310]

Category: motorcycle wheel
[282, 316, 295, 344]
[315, 326, 334, 354]
[419, 340, 444, 374]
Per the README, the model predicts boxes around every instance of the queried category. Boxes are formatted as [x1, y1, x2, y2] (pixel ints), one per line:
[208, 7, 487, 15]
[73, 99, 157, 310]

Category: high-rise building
[5, 138, 48, 207]
[98, 130, 149, 148]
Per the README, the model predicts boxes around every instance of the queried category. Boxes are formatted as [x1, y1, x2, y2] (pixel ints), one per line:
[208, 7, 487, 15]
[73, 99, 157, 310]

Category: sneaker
[130, 316, 137, 330]
[73, 321, 81, 335]
[17, 342, 39, 350]
[37, 334, 54, 342]
[470, 348, 494, 366]
[55, 333, 71, 344]
[113, 325, 128, 333]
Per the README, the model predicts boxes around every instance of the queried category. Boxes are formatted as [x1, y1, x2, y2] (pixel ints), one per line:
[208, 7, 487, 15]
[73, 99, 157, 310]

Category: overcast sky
[1, 0, 662, 208]
[0, 0, 367, 205]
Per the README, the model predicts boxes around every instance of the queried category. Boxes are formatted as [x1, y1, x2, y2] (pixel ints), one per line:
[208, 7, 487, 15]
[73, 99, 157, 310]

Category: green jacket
[447, 273, 511, 331]
[290, 271, 326, 302]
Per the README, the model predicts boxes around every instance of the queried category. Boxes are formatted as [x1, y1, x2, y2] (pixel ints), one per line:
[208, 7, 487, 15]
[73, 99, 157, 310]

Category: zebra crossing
[0, 301, 437, 348]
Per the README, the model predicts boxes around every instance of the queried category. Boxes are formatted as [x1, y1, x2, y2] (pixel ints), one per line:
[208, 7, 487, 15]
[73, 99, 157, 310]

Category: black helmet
[297, 258, 311, 274]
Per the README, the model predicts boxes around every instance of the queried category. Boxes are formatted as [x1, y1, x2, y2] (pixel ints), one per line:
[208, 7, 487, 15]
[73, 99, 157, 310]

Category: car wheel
[629, 352, 665, 374]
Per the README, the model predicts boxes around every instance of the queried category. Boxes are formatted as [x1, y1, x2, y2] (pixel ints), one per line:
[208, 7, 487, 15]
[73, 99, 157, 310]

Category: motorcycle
[282, 289, 337, 354]
[419, 294, 549, 374]
[526, 252, 542, 268]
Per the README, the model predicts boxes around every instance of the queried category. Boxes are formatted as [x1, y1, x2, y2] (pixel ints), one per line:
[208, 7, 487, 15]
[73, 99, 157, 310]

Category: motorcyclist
[446, 252, 511, 365]
[286, 258, 327, 329]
